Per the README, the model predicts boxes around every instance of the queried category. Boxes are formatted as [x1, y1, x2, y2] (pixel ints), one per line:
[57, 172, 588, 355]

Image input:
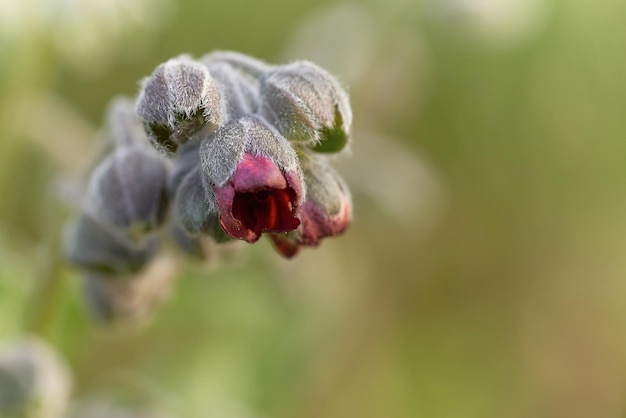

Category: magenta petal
[231, 154, 286, 191]
[298, 194, 351, 246]
[214, 183, 258, 242]
[214, 153, 303, 243]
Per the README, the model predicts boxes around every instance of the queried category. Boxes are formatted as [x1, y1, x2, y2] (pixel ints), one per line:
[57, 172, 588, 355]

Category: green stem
[24, 189, 66, 336]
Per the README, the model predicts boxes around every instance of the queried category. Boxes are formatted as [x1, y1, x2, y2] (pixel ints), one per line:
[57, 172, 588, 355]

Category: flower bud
[85, 147, 169, 238]
[201, 50, 271, 78]
[259, 61, 352, 153]
[200, 116, 303, 243]
[173, 165, 225, 239]
[0, 338, 71, 418]
[136, 56, 224, 155]
[199, 51, 273, 119]
[270, 156, 351, 258]
[202, 60, 260, 119]
[168, 141, 201, 195]
[65, 211, 159, 276]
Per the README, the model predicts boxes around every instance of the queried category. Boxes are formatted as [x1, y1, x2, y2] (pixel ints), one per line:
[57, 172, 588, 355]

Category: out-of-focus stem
[24, 189, 67, 336]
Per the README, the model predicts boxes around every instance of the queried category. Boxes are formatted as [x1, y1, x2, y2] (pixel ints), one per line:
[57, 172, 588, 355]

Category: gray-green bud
[173, 165, 224, 239]
[201, 50, 271, 78]
[202, 60, 260, 120]
[65, 211, 159, 276]
[259, 61, 352, 153]
[85, 147, 169, 238]
[136, 56, 224, 155]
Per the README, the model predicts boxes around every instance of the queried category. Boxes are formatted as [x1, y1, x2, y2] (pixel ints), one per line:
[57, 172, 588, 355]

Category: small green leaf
[312, 108, 349, 153]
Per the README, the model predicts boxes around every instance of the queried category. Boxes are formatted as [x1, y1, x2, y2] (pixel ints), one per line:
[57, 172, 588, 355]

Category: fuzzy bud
[200, 51, 273, 119]
[173, 165, 226, 240]
[65, 211, 159, 276]
[136, 56, 224, 154]
[201, 60, 260, 120]
[259, 61, 352, 153]
[201, 50, 271, 78]
[85, 147, 169, 238]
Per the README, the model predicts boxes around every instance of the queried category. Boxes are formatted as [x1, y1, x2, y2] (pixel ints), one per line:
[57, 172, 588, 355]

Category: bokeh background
[1, 0, 626, 417]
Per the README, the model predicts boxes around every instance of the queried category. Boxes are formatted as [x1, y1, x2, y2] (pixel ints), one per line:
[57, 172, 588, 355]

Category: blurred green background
[1, 0, 626, 417]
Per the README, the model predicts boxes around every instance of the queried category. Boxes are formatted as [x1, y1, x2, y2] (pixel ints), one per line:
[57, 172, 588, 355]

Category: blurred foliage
[1, 0, 626, 417]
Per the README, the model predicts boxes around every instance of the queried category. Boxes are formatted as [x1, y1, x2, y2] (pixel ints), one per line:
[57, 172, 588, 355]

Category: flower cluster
[65, 51, 353, 320]
[136, 51, 353, 256]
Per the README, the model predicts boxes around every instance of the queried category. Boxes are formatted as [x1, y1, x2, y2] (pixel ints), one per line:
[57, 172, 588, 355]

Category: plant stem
[24, 188, 66, 336]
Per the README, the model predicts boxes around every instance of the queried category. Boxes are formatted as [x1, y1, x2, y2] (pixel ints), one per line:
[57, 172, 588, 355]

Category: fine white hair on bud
[201, 50, 272, 78]
[66, 50, 356, 326]
[173, 165, 220, 236]
[259, 60, 352, 153]
[65, 211, 159, 276]
[199, 115, 301, 189]
[300, 154, 352, 218]
[202, 60, 260, 120]
[136, 55, 225, 154]
[84, 147, 169, 237]
[200, 51, 271, 121]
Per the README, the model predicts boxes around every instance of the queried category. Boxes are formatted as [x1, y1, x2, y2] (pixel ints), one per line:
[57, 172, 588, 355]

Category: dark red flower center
[231, 186, 300, 236]
[213, 153, 303, 243]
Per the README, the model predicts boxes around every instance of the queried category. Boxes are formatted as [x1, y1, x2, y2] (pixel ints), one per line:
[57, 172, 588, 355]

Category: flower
[201, 116, 304, 243]
[270, 156, 351, 258]
[68, 51, 355, 290]
[214, 153, 302, 242]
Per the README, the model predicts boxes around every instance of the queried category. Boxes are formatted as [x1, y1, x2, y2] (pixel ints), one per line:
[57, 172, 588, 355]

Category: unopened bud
[85, 147, 169, 238]
[201, 50, 271, 78]
[136, 56, 224, 154]
[202, 60, 260, 119]
[168, 141, 201, 196]
[259, 61, 352, 153]
[65, 211, 159, 276]
[200, 51, 273, 119]
[173, 165, 224, 239]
